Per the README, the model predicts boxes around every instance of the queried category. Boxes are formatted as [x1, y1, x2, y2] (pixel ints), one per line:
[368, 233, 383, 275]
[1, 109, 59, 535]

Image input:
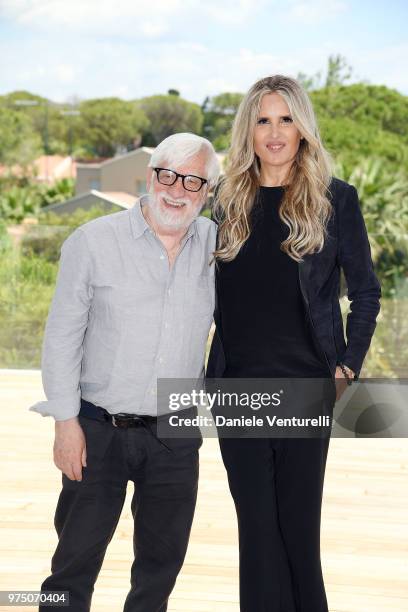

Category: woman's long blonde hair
[214, 75, 333, 262]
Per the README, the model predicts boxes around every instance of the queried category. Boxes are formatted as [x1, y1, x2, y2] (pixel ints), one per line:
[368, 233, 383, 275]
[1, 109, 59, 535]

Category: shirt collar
[130, 193, 198, 241]
[130, 195, 151, 239]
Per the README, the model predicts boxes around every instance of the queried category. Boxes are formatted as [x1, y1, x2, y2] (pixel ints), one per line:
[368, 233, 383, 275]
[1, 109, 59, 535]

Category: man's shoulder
[195, 214, 217, 236]
[68, 209, 131, 249]
[193, 216, 217, 252]
[61, 209, 132, 257]
[78, 209, 131, 236]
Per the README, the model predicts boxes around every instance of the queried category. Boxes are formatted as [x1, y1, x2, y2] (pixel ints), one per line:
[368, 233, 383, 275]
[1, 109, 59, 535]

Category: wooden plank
[0, 370, 407, 611]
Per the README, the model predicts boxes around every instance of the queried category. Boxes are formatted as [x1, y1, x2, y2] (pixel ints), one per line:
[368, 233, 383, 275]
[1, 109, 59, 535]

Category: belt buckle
[111, 413, 142, 428]
[111, 413, 130, 427]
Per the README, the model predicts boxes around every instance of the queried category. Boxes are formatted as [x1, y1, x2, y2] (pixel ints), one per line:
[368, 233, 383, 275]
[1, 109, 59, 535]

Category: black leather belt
[80, 398, 158, 429]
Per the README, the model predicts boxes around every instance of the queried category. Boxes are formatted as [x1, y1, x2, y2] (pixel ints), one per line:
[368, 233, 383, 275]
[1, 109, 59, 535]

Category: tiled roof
[0, 155, 76, 181]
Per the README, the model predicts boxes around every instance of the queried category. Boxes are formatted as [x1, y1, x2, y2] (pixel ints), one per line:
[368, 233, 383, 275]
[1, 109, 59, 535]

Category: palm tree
[335, 157, 408, 297]
[335, 157, 408, 377]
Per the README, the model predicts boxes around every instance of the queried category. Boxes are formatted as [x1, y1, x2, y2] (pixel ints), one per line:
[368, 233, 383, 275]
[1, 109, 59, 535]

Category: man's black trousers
[39, 408, 200, 612]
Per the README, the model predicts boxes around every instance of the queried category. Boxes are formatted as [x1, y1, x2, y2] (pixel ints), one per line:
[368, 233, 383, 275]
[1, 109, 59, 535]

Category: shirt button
[158, 356, 164, 364]
[150, 389, 156, 395]
[160, 254, 165, 260]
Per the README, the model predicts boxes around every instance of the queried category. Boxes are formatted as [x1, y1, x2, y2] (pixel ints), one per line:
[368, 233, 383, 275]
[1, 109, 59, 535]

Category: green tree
[138, 95, 203, 145]
[335, 157, 408, 297]
[325, 54, 353, 87]
[1, 91, 48, 144]
[312, 83, 408, 140]
[202, 92, 243, 150]
[311, 84, 408, 171]
[297, 54, 353, 92]
[296, 71, 322, 92]
[0, 179, 76, 224]
[0, 106, 42, 167]
[0, 90, 85, 157]
[0, 184, 40, 223]
[78, 98, 149, 157]
[39, 178, 76, 208]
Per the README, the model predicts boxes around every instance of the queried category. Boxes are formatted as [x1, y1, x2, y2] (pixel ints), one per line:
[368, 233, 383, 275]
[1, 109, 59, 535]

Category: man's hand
[53, 417, 87, 481]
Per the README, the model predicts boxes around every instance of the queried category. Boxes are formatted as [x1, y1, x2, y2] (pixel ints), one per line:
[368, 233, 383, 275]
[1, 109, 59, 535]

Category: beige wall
[100, 150, 151, 196]
[76, 150, 151, 197]
[75, 166, 101, 195]
[76, 148, 224, 199]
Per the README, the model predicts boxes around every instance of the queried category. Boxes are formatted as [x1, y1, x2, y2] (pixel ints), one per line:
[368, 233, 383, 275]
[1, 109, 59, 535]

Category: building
[40, 190, 136, 215]
[0, 155, 77, 183]
[75, 147, 154, 197]
[41, 146, 225, 215]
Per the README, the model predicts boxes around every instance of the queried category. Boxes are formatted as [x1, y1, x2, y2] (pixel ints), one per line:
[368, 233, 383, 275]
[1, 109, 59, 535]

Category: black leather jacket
[206, 177, 381, 381]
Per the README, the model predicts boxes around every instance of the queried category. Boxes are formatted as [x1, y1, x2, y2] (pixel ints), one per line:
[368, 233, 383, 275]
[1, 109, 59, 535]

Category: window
[90, 180, 100, 190]
[136, 180, 146, 195]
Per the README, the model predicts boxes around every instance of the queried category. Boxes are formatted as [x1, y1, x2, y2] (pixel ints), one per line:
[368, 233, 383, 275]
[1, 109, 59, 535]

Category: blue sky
[0, 0, 407, 104]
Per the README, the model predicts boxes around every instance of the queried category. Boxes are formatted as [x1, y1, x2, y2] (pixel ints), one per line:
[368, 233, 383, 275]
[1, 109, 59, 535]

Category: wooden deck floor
[0, 370, 407, 612]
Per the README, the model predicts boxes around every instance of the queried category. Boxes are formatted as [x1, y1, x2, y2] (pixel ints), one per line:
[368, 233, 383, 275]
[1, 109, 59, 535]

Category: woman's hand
[334, 365, 354, 401]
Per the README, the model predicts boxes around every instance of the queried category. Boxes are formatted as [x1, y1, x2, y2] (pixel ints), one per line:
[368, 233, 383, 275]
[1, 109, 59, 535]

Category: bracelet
[339, 362, 353, 386]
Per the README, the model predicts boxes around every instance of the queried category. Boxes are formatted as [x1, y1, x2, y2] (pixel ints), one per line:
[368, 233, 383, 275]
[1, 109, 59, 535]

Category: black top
[216, 186, 330, 378]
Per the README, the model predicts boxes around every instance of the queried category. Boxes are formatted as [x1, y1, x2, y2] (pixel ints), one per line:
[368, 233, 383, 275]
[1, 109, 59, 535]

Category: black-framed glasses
[153, 167, 208, 192]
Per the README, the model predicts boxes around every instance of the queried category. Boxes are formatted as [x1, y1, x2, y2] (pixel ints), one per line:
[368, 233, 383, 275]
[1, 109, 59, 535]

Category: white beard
[147, 184, 204, 230]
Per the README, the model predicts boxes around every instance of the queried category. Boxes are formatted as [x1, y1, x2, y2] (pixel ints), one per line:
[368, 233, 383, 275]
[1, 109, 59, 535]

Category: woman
[207, 76, 381, 612]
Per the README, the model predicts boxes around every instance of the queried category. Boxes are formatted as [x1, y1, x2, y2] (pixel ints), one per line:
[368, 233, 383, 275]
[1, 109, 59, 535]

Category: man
[30, 132, 220, 611]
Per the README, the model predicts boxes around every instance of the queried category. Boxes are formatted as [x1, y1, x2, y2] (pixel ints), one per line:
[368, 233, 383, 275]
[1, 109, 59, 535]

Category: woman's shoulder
[326, 176, 368, 239]
[327, 176, 360, 212]
[328, 176, 354, 199]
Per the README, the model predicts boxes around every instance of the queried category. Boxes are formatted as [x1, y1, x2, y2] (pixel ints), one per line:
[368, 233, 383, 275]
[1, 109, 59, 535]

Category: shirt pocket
[100, 284, 161, 320]
[193, 273, 215, 319]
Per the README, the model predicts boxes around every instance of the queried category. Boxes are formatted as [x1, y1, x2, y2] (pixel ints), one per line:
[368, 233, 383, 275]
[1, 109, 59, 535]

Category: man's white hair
[148, 132, 220, 189]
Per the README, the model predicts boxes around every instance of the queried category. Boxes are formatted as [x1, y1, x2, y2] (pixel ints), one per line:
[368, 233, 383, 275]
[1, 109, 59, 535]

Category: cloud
[0, 0, 178, 37]
[349, 43, 408, 93]
[0, 0, 268, 36]
[286, 0, 348, 25]
[54, 64, 76, 84]
[203, 0, 269, 25]
[1, 26, 407, 105]
[0, 35, 316, 102]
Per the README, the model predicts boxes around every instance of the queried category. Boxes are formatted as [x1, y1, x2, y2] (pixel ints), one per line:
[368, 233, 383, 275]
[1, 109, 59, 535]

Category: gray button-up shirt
[30, 195, 216, 420]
